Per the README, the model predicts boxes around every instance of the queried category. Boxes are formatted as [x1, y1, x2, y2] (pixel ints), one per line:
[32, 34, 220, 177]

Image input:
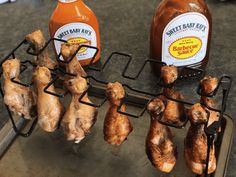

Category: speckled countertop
[0, 0, 235, 176]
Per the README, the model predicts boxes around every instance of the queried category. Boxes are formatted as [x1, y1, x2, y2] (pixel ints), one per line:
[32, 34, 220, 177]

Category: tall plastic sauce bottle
[49, 0, 101, 66]
[150, 0, 212, 77]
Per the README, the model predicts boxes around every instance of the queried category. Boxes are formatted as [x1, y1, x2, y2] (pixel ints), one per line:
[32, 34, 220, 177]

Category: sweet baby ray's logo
[67, 37, 91, 53]
[168, 37, 202, 60]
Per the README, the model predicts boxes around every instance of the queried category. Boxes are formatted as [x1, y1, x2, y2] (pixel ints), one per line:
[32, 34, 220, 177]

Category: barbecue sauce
[150, 0, 212, 77]
[49, 0, 101, 66]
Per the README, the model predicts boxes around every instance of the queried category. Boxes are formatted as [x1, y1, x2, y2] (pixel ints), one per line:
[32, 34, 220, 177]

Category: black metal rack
[0, 37, 232, 177]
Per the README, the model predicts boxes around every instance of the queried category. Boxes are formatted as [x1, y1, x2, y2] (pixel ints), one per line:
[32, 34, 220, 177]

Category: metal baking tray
[0, 103, 234, 177]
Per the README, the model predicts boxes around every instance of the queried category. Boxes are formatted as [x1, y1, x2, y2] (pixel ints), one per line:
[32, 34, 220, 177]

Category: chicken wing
[146, 98, 177, 173]
[185, 103, 216, 175]
[25, 30, 57, 69]
[104, 82, 133, 145]
[33, 66, 63, 132]
[62, 76, 97, 143]
[2, 58, 36, 119]
[60, 43, 87, 77]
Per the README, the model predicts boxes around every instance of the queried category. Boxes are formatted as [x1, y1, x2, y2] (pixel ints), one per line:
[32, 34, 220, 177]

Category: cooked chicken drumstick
[161, 65, 178, 85]
[160, 65, 185, 124]
[2, 59, 36, 119]
[62, 76, 97, 143]
[200, 76, 218, 95]
[146, 98, 177, 173]
[25, 30, 57, 69]
[162, 88, 185, 124]
[200, 76, 220, 128]
[61, 43, 87, 77]
[201, 97, 220, 128]
[104, 82, 133, 145]
[188, 103, 208, 125]
[33, 66, 63, 132]
[185, 103, 216, 175]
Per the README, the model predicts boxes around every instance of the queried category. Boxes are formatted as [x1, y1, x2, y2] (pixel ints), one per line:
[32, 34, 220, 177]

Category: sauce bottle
[150, 0, 212, 77]
[49, 0, 101, 66]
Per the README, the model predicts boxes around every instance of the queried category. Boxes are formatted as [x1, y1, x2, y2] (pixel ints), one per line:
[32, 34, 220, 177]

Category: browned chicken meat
[201, 97, 220, 128]
[200, 76, 220, 128]
[161, 65, 178, 85]
[25, 30, 57, 69]
[2, 59, 36, 119]
[200, 76, 218, 95]
[62, 76, 97, 143]
[188, 103, 208, 125]
[146, 98, 177, 173]
[160, 65, 185, 124]
[162, 88, 185, 124]
[33, 66, 63, 132]
[185, 103, 216, 175]
[104, 82, 133, 145]
[61, 43, 87, 77]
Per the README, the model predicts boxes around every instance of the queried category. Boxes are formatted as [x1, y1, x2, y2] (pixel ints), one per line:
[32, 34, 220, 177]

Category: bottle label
[162, 12, 209, 67]
[54, 23, 97, 61]
[58, 0, 77, 3]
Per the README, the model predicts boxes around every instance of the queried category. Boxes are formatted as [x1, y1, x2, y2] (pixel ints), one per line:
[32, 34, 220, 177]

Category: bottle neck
[58, 0, 78, 3]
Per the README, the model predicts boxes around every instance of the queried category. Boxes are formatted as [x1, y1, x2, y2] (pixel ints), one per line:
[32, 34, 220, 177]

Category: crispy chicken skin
[2, 59, 36, 119]
[201, 97, 220, 129]
[62, 76, 97, 143]
[162, 88, 185, 123]
[60, 43, 87, 77]
[161, 65, 178, 84]
[33, 66, 63, 132]
[104, 82, 133, 145]
[188, 103, 208, 125]
[200, 76, 220, 128]
[147, 98, 165, 118]
[185, 103, 216, 175]
[160, 65, 185, 123]
[200, 76, 218, 95]
[25, 30, 57, 69]
[146, 98, 177, 173]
